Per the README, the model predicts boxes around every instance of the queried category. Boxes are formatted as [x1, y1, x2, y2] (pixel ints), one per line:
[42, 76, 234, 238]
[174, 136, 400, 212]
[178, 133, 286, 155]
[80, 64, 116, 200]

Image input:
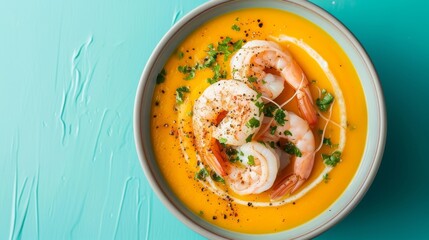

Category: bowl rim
[134, 0, 386, 239]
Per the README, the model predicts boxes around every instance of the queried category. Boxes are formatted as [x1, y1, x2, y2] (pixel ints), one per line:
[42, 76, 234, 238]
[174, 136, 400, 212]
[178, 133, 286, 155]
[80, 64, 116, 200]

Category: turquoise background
[1, 0, 428, 239]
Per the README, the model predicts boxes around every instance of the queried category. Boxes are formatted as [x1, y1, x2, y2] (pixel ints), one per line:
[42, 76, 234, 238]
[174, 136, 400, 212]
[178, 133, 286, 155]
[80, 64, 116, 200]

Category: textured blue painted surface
[1, 0, 428, 239]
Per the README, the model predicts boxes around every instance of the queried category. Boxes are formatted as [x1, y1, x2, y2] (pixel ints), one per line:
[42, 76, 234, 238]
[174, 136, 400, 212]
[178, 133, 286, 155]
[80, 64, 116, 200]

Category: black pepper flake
[293, 202, 296, 205]
[155, 101, 160, 106]
[247, 202, 253, 207]
[223, 214, 227, 219]
[212, 216, 217, 220]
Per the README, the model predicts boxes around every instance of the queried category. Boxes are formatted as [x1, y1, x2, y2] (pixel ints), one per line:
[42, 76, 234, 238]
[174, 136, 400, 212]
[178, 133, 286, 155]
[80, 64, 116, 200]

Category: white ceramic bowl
[134, 0, 386, 239]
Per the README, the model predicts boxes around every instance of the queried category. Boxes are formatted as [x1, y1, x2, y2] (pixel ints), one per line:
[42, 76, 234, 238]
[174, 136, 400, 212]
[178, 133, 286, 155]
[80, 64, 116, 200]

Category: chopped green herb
[283, 130, 292, 136]
[225, 147, 239, 163]
[175, 86, 190, 104]
[231, 24, 240, 31]
[323, 173, 330, 183]
[263, 105, 277, 117]
[194, 62, 204, 70]
[217, 37, 233, 60]
[247, 155, 255, 166]
[247, 76, 258, 83]
[207, 64, 226, 84]
[211, 172, 225, 184]
[207, 43, 216, 55]
[283, 142, 302, 157]
[207, 78, 216, 85]
[177, 65, 188, 73]
[323, 138, 333, 147]
[204, 58, 217, 69]
[228, 155, 240, 163]
[178, 65, 196, 80]
[225, 147, 238, 156]
[219, 137, 227, 145]
[156, 68, 166, 84]
[233, 39, 243, 51]
[217, 37, 243, 61]
[203, 38, 243, 70]
[255, 101, 264, 115]
[318, 129, 324, 135]
[246, 117, 260, 128]
[270, 126, 277, 135]
[195, 168, 208, 180]
[274, 109, 287, 126]
[268, 141, 276, 149]
[257, 140, 266, 146]
[186, 70, 195, 80]
[239, 151, 244, 156]
[199, 210, 204, 216]
[246, 134, 253, 143]
[177, 38, 244, 84]
[316, 91, 334, 111]
[322, 151, 341, 167]
[177, 51, 184, 59]
[187, 111, 193, 117]
[203, 44, 218, 68]
[235, 17, 239, 21]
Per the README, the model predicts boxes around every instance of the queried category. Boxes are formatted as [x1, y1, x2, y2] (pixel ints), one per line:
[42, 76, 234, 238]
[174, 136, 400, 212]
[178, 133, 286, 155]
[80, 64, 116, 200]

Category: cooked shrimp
[227, 142, 280, 195]
[257, 117, 290, 171]
[231, 40, 285, 99]
[231, 40, 318, 127]
[256, 111, 316, 200]
[192, 80, 264, 176]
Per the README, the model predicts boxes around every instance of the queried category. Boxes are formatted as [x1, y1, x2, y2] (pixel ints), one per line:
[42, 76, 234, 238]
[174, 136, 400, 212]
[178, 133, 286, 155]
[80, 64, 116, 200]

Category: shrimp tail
[207, 138, 227, 177]
[291, 178, 306, 193]
[297, 89, 318, 128]
[193, 80, 263, 178]
[270, 174, 304, 200]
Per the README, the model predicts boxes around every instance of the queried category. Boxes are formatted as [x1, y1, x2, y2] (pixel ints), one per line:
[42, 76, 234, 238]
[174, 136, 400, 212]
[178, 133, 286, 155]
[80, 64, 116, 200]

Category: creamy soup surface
[150, 8, 367, 233]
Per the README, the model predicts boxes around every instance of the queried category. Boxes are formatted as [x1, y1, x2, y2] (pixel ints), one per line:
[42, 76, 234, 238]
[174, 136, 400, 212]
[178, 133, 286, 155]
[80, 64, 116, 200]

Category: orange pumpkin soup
[150, 8, 367, 233]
